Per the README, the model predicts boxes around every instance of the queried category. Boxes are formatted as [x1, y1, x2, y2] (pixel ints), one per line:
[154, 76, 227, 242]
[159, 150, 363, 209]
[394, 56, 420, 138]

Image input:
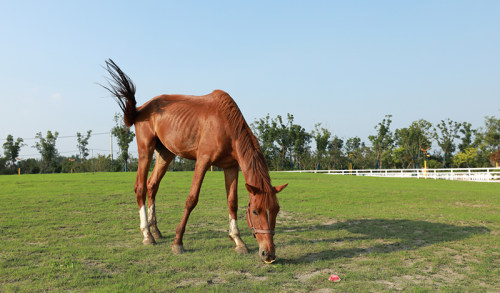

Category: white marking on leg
[148, 201, 155, 225]
[140, 205, 148, 229]
[228, 215, 244, 247]
[229, 218, 238, 235]
[139, 205, 151, 240]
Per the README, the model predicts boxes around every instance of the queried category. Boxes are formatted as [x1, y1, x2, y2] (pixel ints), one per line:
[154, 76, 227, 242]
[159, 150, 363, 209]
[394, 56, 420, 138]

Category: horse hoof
[172, 244, 185, 254]
[235, 245, 249, 254]
[142, 237, 156, 245]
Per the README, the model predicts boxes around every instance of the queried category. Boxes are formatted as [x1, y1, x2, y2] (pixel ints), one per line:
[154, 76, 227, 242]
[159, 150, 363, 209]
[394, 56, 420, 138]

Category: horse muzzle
[260, 248, 276, 264]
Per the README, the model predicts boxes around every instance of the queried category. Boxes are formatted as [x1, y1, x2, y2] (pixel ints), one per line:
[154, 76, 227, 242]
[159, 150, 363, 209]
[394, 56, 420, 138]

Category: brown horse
[101, 59, 287, 263]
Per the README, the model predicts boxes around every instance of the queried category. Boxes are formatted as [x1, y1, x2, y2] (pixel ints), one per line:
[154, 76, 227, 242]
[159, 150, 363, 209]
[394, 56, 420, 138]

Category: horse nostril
[261, 250, 267, 257]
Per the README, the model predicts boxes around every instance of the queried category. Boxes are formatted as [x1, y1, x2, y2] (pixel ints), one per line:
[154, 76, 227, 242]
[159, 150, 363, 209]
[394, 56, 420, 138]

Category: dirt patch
[82, 259, 119, 276]
[322, 219, 338, 225]
[454, 202, 489, 208]
[278, 210, 318, 224]
[244, 272, 267, 281]
[379, 265, 468, 290]
[206, 277, 227, 285]
[175, 279, 206, 288]
[295, 269, 333, 282]
[375, 280, 401, 291]
[389, 274, 430, 289]
[221, 270, 268, 282]
[296, 270, 323, 282]
[311, 289, 334, 293]
[26, 241, 48, 246]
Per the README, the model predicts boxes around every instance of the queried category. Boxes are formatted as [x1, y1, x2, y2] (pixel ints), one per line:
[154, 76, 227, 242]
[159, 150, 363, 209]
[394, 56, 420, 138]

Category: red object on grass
[329, 274, 341, 282]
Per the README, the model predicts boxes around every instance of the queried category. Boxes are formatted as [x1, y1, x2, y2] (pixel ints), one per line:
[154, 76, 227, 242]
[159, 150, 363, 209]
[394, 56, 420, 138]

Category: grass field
[1, 172, 499, 292]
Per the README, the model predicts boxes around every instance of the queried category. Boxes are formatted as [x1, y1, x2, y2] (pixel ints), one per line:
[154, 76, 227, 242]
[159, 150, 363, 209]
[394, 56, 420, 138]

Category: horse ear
[274, 183, 288, 193]
[245, 183, 260, 195]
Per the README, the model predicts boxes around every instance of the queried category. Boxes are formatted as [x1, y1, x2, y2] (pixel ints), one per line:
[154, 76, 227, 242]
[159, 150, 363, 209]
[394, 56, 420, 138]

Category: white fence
[281, 167, 500, 182]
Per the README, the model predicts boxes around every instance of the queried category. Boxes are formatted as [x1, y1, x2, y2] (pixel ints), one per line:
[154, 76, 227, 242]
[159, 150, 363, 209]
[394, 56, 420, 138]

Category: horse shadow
[276, 219, 489, 264]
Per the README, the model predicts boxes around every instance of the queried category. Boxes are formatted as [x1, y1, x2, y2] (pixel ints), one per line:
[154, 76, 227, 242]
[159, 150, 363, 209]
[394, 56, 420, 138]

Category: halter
[246, 204, 275, 238]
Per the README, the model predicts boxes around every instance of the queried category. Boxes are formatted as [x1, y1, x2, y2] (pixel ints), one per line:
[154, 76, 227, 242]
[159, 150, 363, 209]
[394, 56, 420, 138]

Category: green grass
[1, 172, 499, 292]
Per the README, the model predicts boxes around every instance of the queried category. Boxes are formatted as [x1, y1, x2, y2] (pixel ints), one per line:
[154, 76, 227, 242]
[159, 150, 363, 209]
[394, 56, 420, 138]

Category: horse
[100, 59, 287, 263]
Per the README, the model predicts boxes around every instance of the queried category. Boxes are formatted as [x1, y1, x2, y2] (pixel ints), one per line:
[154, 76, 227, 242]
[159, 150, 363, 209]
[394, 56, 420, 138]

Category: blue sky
[1, 1, 499, 159]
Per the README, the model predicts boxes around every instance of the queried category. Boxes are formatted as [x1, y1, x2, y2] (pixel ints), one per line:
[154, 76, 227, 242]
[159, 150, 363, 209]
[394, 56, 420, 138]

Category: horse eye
[252, 210, 258, 216]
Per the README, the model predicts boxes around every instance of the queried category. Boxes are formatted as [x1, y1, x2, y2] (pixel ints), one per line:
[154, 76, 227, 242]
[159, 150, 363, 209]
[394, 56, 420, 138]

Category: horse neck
[235, 139, 273, 194]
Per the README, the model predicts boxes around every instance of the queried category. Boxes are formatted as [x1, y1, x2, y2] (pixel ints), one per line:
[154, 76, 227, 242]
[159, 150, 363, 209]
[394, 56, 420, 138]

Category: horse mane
[212, 90, 279, 210]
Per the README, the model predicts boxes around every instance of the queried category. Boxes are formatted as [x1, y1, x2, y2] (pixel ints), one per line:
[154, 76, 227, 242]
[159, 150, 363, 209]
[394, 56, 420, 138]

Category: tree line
[1, 113, 499, 174]
[252, 114, 499, 170]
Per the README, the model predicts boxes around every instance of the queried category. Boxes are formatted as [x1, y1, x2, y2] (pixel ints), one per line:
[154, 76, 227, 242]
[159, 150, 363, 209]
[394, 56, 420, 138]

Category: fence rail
[280, 167, 500, 182]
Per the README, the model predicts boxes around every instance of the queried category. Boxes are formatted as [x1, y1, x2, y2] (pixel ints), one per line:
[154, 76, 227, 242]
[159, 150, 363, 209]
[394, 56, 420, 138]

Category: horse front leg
[224, 167, 249, 254]
[172, 158, 211, 254]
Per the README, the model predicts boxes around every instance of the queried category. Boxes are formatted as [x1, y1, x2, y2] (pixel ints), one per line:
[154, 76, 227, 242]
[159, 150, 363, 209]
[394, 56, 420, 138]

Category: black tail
[99, 59, 137, 127]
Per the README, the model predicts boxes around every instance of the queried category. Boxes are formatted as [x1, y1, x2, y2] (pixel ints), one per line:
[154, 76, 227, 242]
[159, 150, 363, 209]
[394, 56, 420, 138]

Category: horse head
[245, 183, 288, 263]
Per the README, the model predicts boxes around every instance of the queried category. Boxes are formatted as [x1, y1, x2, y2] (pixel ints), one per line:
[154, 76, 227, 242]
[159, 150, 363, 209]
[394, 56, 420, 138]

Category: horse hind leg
[224, 167, 249, 254]
[135, 139, 155, 245]
[147, 145, 175, 241]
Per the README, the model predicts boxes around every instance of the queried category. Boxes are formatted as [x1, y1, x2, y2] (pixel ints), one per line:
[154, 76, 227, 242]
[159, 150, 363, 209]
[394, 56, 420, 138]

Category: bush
[18, 159, 41, 174]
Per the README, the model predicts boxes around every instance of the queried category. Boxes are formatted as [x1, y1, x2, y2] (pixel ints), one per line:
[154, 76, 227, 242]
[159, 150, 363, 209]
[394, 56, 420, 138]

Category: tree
[274, 114, 295, 170]
[87, 154, 122, 172]
[311, 123, 331, 169]
[368, 115, 394, 169]
[0, 157, 8, 175]
[251, 113, 310, 170]
[312, 124, 331, 154]
[453, 147, 478, 168]
[433, 118, 461, 168]
[34, 131, 60, 173]
[112, 113, 135, 171]
[490, 150, 500, 167]
[458, 122, 478, 153]
[345, 137, 370, 169]
[251, 114, 279, 167]
[394, 119, 432, 169]
[76, 130, 92, 161]
[481, 116, 500, 153]
[3, 135, 24, 169]
[474, 115, 500, 167]
[18, 158, 40, 174]
[328, 136, 344, 169]
[345, 137, 362, 155]
[288, 121, 311, 170]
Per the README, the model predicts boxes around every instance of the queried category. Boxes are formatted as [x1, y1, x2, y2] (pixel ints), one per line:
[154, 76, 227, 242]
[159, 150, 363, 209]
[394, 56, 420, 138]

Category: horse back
[135, 90, 242, 165]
